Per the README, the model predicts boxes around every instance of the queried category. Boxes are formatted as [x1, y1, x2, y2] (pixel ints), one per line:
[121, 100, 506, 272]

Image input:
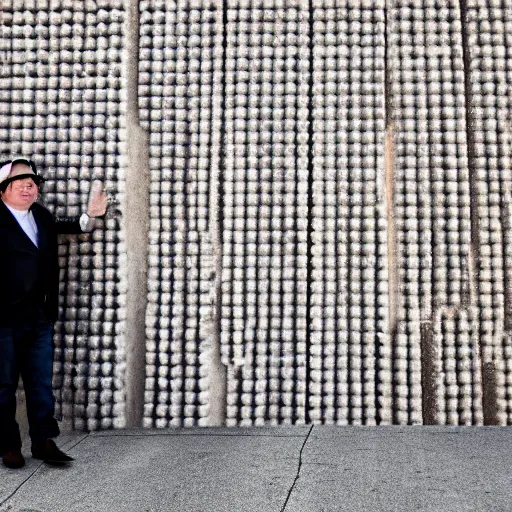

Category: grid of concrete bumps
[140, 0, 221, 427]
[309, 2, 388, 425]
[389, 0, 479, 425]
[1, 0, 512, 428]
[466, 0, 512, 425]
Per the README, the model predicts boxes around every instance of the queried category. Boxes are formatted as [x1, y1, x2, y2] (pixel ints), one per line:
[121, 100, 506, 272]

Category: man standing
[0, 158, 107, 469]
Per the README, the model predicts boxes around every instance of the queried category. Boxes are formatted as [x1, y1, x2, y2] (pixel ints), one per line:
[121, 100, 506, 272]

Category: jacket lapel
[0, 200, 40, 251]
[31, 204, 47, 252]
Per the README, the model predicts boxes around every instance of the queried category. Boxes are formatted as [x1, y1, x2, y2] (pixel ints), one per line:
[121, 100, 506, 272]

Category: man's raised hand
[87, 180, 107, 218]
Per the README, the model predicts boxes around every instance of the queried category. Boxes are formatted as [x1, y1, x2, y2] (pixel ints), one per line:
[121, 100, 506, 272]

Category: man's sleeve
[54, 215, 83, 235]
[54, 213, 95, 235]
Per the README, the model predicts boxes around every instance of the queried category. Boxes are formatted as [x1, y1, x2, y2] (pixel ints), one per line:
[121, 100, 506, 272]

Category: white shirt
[5, 203, 39, 247]
[4, 202, 93, 249]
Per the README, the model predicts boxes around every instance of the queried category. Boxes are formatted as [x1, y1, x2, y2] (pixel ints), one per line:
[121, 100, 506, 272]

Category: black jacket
[0, 200, 82, 325]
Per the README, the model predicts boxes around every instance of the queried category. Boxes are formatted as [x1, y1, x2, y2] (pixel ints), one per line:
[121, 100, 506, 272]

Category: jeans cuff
[29, 415, 60, 444]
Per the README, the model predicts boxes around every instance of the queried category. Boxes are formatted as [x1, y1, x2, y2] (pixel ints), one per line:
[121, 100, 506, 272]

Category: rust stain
[420, 321, 437, 425]
[482, 362, 500, 426]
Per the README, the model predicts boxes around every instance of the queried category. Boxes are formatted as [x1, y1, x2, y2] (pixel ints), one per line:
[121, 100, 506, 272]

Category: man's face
[1, 166, 38, 210]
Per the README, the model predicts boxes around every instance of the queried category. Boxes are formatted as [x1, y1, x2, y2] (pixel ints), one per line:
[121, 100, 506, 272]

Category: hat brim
[2, 173, 44, 187]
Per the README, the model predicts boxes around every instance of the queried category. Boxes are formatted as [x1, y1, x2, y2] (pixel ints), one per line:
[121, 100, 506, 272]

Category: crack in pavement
[0, 434, 90, 510]
[280, 425, 314, 512]
[63, 433, 90, 453]
[0, 463, 44, 509]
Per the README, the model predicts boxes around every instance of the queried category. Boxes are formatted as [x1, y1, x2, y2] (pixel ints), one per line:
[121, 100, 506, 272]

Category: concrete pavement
[1, 426, 511, 512]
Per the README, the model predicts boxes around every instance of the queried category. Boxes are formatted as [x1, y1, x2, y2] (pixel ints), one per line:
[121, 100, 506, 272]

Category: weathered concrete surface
[286, 426, 512, 512]
[0, 427, 308, 512]
[1, 427, 511, 512]
[92, 425, 311, 437]
[0, 434, 88, 506]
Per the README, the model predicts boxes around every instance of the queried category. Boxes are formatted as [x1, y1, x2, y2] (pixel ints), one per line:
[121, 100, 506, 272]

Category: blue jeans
[0, 320, 60, 454]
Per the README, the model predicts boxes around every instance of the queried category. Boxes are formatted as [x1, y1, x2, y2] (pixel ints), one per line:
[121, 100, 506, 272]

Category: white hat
[0, 158, 44, 189]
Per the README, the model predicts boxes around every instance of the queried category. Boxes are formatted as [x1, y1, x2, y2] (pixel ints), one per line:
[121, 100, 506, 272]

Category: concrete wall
[1, 0, 512, 430]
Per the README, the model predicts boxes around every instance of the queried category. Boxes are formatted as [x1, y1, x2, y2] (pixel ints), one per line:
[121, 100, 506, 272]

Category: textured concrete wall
[1, 0, 127, 435]
[1, 0, 512, 430]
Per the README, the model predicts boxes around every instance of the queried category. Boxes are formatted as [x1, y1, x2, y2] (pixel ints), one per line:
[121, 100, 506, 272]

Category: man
[0, 158, 107, 469]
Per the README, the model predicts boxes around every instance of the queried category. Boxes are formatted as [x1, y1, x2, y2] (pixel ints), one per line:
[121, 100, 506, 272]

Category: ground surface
[0, 426, 510, 512]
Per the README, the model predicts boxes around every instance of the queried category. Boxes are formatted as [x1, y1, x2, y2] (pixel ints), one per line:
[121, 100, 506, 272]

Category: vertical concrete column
[385, 124, 399, 357]
[384, 4, 400, 422]
[206, 3, 228, 427]
[122, 0, 149, 428]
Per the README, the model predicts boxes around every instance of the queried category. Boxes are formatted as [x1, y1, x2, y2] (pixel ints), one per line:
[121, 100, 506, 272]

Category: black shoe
[31, 439, 74, 464]
[2, 450, 25, 469]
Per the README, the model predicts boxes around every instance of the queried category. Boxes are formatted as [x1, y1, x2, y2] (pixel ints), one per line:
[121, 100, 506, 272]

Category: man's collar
[2, 200, 30, 215]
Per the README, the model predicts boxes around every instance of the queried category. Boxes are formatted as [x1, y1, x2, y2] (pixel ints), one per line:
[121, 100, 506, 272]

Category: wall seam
[384, 0, 400, 424]
[207, 1, 228, 427]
